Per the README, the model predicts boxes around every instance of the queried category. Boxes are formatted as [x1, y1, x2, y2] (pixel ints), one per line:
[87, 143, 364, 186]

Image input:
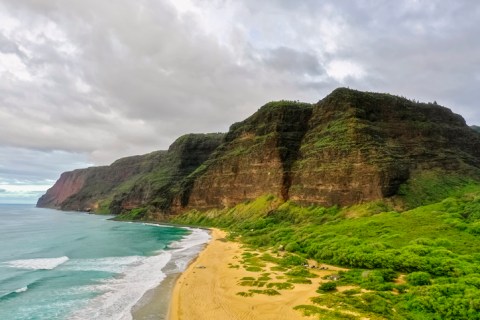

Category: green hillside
[173, 182, 480, 319]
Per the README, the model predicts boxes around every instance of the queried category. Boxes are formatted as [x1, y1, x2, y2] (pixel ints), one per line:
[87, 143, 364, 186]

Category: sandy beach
[168, 229, 342, 320]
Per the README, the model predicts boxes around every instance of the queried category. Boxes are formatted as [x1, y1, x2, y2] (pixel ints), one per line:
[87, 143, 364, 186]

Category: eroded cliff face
[38, 88, 480, 215]
[37, 151, 167, 211]
[178, 89, 480, 210]
[289, 88, 480, 206]
[37, 170, 88, 208]
[109, 133, 225, 216]
[37, 133, 224, 213]
[175, 101, 313, 211]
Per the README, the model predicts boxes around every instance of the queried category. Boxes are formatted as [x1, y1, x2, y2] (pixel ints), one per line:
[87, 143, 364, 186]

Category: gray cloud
[0, 0, 479, 202]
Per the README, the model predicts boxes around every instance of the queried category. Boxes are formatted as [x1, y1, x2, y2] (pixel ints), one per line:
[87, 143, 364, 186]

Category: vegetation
[318, 282, 337, 292]
[173, 181, 480, 319]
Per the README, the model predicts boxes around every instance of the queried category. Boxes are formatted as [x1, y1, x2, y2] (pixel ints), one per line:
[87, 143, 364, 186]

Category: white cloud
[326, 60, 365, 82]
[0, 0, 479, 202]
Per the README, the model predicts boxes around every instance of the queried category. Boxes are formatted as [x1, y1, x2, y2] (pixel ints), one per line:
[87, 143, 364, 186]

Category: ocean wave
[167, 227, 211, 252]
[5, 256, 69, 270]
[69, 227, 210, 320]
[142, 223, 174, 228]
[69, 252, 172, 320]
[15, 286, 28, 293]
[60, 256, 144, 273]
[0, 286, 29, 301]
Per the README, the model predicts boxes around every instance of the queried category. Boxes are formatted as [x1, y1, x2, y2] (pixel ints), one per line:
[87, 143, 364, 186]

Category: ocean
[0, 204, 209, 320]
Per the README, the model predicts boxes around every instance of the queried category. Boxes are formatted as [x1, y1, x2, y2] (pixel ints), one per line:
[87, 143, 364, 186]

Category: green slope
[173, 183, 480, 319]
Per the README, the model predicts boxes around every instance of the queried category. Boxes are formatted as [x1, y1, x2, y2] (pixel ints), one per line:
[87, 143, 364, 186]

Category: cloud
[0, 0, 479, 202]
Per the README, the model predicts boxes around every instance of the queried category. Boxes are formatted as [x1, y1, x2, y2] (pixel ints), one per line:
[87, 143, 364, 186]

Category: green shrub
[407, 271, 431, 286]
[318, 282, 337, 292]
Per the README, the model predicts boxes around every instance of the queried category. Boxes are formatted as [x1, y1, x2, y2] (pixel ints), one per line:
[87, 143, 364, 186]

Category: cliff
[38, 88, 480, 215]
[37, 133, 224, 214]
[175, 101, 313, 210]
[288, 88, 480, 206]
[109, 133, 224, 218]
[177, 89, 480, 210]
[36, 151, 166, 210]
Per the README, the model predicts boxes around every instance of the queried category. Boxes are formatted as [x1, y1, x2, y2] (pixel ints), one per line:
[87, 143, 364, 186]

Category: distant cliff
[38, 88, 480, 217]
[37, 133, 224, 215]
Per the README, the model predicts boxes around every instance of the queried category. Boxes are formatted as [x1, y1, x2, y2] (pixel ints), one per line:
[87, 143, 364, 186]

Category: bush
[407, 271, 431, 286]
[318, 281, 337, 292]
[279, 254, 306, 267]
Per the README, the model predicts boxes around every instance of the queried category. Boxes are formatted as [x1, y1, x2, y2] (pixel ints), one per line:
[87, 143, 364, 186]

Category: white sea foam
[169, 228, 211, 272]
[14, 286, 28, 293]
[5, 256, 69, 270]
[142, 223, 174, 228]
[69, 227, 210, 320]
[167, 228, 211, 252]
[60, 256, 144, 273]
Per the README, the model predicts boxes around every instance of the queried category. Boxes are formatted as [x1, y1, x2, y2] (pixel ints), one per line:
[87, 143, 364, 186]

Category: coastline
[131, 227, 211, 320]
[167, 229, 323, 320]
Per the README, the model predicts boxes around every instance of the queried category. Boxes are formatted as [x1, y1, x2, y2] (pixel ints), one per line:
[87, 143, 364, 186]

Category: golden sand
[167, 229, 344, 320]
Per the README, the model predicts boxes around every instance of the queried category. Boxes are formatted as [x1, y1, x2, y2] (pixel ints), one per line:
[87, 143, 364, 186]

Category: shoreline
[131, 227, 211, 320]
[167, 229, 323, 320]
[136, 226, 350, 320]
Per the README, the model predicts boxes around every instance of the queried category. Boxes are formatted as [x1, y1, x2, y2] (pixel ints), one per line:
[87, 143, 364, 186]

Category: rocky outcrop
[38, 88, 480, 215]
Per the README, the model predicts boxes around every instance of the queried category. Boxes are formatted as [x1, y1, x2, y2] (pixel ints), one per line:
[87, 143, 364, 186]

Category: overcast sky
[1, 0, 479, 203]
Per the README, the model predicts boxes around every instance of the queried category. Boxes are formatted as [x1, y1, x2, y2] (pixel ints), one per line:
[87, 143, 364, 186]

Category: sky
[0, 0, 479, 203]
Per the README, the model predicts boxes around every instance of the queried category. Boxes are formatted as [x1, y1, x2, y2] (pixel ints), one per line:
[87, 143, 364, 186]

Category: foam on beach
[69, 227, 210, 320]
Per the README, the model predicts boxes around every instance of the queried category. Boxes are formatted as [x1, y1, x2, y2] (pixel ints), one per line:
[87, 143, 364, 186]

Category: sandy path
[168, 228, 319, 320]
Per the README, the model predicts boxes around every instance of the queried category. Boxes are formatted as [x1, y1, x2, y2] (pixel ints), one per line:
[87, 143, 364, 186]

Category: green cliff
[38, 88, 480, 217]
[37, 133, 224, 216]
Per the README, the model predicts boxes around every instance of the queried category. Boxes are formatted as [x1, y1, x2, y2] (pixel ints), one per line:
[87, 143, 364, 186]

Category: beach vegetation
[318, 282, 337, 292]
[266, 282, 294, 290]
[294, 305, 359, 319]
[173, 183, 480, 319]
[288, 278, 312, 284]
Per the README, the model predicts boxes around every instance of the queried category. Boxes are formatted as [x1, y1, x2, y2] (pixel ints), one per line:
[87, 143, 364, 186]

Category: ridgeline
[38, 88, 480, 217]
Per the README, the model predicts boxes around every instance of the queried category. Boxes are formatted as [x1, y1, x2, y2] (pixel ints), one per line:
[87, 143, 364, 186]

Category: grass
[294, 305, 360, 320]
[173, 182, 480, 319]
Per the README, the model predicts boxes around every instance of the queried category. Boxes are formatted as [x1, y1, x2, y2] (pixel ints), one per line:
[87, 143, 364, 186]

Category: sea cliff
[37, 88, 480, 217]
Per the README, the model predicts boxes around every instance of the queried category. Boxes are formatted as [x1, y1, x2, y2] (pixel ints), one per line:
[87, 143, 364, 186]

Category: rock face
[37, 133, 224, 213]
[38, 88, 480, 215]
[180, 89, 480, 209]
[109, 133, 225, 216]
[37, 151, 167, 211]
[288, 89, 480, 206]
[175, 101, 313, 210]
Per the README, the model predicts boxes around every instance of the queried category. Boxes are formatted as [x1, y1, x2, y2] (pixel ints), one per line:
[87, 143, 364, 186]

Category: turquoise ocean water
[0, 204, 209, 320]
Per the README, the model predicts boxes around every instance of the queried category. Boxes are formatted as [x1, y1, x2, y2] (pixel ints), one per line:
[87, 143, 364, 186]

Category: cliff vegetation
[38, 88, 480, 218]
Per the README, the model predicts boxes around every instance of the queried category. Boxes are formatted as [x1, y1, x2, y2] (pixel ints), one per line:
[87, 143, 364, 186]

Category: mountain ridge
[37, 88, 480, 217]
